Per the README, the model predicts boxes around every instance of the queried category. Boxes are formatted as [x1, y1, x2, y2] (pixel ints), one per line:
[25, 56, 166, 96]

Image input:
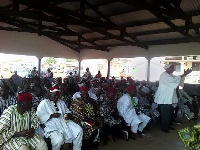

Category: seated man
[97, 87, 128, 143]
[117, 85, 151, 139]
[0, 84, 17, 116]
[36, 86, 83, 150]
[137, 86, 160, 121]
[0, 92, 47, 150]
[70, 86, 103, 150]
[177, 86, 199, 121]
[72, 85, 97, 101]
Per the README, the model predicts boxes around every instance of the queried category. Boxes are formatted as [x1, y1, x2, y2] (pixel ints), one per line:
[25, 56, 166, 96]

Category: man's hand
[181, 68, 192, 78]
[184, 68, 192, 76]
[25, 128, 35, 139]
[14, 128, 35, 139]
[50, 113, 61, 119]
[64, 113, 72, 121]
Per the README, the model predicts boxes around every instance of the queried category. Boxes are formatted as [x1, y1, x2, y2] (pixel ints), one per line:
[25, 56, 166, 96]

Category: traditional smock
[70, 97, 102, 140]
[0, 105, 42, 150]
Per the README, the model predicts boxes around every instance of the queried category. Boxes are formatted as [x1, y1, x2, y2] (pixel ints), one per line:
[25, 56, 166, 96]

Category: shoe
[169, 127, 175, 130]
[160, 129, 170, 133]
[122, 130, 129, 141]
[173, 121, 182, 125]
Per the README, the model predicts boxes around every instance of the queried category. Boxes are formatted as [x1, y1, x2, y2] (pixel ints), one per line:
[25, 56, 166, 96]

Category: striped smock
[0, 105, 42, 150]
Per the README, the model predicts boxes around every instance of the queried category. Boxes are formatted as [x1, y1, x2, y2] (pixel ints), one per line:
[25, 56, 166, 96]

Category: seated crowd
[0, 68, 199, 150]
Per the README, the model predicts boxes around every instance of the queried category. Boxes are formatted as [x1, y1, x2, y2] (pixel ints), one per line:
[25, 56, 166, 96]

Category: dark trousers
[171, 106, 179, 124]
[158, 104, 172, 130]
[82, 130, 98, 150]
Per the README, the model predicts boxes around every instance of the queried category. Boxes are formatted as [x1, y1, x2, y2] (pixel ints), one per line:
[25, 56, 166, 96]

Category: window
[192, 62, 200, 71]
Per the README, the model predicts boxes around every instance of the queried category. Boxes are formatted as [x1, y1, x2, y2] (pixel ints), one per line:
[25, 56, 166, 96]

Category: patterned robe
[70, 97, 102, 140]
[97, 94, 122, 127]
[32, 96, 44, 111]
[0, 105, 42, 150]
[0, 95, 17, 116]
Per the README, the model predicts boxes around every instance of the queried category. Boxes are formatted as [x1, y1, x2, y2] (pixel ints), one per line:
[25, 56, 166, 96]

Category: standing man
[82, 68, 92, 88]
[31, 67, 38, 78]
[154, 64, 192, 133]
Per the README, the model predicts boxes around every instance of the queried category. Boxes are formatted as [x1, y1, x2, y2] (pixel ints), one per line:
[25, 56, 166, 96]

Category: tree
[45, 57, 56, 65]
[66, 59, 77, 62]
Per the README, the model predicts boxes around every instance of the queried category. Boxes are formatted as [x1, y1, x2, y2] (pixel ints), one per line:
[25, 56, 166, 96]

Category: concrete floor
[98, 117, 197, 150]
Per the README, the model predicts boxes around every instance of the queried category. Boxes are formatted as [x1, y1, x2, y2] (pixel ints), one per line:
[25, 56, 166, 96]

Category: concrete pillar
[37, 57, 42, 78]
[107, 59, 111, 78]
[146, 57, 151, 83]
[78, 60, 81, 77]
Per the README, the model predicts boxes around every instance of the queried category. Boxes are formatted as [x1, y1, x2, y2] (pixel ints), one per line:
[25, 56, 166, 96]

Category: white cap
[164, 64, 173, 70]
[50, 86, 60, 93]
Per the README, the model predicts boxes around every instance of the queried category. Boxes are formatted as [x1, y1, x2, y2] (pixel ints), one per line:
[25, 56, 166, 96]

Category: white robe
[36, 99, 81, 143]
[117, 94, 150, 133]
[154, 72, 184, 104]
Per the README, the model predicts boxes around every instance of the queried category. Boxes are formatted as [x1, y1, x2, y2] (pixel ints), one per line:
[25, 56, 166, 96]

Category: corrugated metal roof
[0, 0, 200, 52]
[67, 25, 90, 33]
[193, 15, 200, 24]
[83, 32, 104, 39]
[181, 0, 200, 13]
[126, 22, 170, 34]
[111, 10, 156, 25]
[96, 39, 124, 45]
[137, 32, 184, 42]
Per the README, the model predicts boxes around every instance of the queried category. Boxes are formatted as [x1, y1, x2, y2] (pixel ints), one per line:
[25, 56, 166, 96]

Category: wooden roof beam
[18, 0, 116, 28]
[122, 0, 200, 43]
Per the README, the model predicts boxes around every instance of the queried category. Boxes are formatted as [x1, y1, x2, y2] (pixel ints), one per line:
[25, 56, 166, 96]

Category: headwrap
[50, 86, 60, 93]
[17, 92, 32, 102]
[80, 86, 89, 92]
[141, 86, 150, 94]
[164, 64, 173, 70]
[78, 83, 86, 88]
[126, 85, 136, 93]
[107, 87, 117, 94]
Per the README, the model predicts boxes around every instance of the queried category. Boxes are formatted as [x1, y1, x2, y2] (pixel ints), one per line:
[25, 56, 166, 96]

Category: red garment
[107, 87, 117, 94]
[17, 92, 32, 102]
[95, 74, 102, 78]
[80, 86, 89, 92]
[126, 85, 136, 93]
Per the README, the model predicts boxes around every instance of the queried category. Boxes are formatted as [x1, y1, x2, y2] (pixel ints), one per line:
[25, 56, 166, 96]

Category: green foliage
[66, 59, 77, 62]
[45, 57, 56, 64]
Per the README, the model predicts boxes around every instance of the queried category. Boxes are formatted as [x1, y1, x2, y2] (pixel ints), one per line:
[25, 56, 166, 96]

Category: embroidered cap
[126, 85, 136, 93]
[164, 64, 173, 70]
[17, 92, 32, 102]
[80, 86, 89, 92]
[50, 86, 60, 93]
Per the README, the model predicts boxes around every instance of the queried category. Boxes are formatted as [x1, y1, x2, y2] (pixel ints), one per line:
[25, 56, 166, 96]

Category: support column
[107, 59, 111, 78]
[37, 57, 42, 78]
[78, 60, 81, 77]
[146, 57, 151, 83]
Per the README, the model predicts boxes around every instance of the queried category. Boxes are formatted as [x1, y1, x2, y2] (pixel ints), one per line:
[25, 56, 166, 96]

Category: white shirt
[154, 72, 183, 104]
[36, 99, 80, 142]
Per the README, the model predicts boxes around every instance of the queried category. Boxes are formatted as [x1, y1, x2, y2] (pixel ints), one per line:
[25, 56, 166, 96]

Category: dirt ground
[98, 116, 197, 150]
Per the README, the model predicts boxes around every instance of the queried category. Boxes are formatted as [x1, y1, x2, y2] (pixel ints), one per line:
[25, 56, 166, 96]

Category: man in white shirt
[154, 64, 192, 133]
